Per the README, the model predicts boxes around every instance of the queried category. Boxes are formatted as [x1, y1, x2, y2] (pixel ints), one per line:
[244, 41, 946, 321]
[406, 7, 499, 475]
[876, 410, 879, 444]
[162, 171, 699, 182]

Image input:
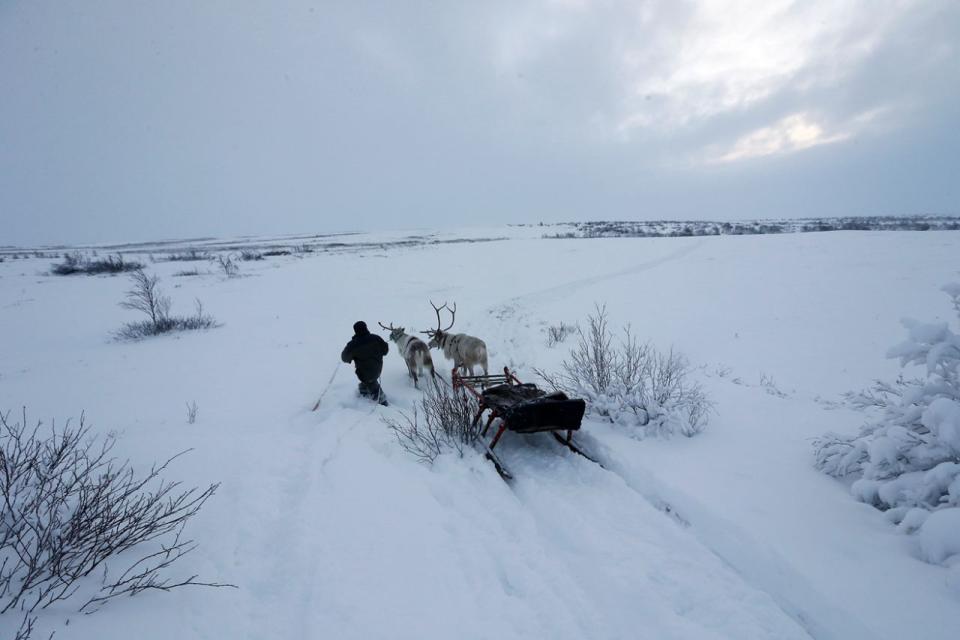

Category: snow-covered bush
[115, 269, 219, 340]
[0, 409, 230, 639]
[916, 508, 960, 565]
[383, 382, 481, 464]
[814, 284, 960, 559]
[537, 305, 711, 437]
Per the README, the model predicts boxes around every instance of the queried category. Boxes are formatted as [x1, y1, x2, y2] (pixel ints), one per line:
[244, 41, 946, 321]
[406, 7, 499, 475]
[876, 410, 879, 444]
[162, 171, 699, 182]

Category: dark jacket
[341, 329, 389, 382]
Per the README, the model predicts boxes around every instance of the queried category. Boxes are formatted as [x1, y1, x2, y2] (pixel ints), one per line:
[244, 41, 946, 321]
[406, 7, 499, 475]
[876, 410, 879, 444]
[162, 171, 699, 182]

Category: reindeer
[422, 302, 489, 376]
[379, 322, 435, 388]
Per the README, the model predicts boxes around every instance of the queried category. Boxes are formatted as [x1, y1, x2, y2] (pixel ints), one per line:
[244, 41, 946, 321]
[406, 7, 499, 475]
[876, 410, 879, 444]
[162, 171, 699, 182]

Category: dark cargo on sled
[451, 367, 596, 479]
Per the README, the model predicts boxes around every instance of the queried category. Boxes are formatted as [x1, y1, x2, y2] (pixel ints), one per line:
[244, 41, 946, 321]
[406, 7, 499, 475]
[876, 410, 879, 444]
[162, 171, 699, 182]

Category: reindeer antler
[442, 302, 456, 331]
[423, 300, 449, 335]
[378, 321, 397, 331]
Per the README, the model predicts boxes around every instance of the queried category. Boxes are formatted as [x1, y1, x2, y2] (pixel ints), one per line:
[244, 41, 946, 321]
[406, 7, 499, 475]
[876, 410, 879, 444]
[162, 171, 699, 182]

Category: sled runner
[451, 367, 596, 479]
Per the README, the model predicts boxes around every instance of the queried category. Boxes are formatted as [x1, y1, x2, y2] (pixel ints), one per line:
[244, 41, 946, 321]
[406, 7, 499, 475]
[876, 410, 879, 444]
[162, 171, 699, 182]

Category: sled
[451, 367, 597, 478]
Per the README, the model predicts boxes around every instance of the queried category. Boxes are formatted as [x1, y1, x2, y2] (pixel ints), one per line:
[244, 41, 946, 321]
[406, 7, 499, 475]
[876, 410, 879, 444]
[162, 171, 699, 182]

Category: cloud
[611, 0, 917, 134]
[0, 0, 957, 244]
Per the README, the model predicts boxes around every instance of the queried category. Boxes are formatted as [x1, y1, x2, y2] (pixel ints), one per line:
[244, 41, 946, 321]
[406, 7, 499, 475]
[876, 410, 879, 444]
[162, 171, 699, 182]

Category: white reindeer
[379, 322, 435, 388]
[422, 302, 489, 377]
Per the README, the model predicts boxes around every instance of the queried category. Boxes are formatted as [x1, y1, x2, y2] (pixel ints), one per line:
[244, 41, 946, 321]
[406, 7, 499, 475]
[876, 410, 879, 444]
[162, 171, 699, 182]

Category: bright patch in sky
[714, 113, 846, 162]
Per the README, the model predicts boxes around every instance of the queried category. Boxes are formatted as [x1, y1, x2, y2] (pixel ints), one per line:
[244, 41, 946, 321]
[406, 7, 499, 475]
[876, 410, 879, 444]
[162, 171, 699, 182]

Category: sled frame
[451, 367, 596, 466]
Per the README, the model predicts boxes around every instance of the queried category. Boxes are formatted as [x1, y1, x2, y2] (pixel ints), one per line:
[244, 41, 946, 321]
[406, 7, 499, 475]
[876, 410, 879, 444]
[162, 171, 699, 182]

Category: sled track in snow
[251, 399, 381, 638]
[490, 436, 816, 639]
[508, 238, 704, 308]
[496, 433, 875, 640]
[482, 237, 875, 640]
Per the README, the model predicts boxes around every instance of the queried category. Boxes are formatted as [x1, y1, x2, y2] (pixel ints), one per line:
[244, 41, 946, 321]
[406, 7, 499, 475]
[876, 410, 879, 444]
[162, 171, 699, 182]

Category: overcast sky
[1, 0, 958, 245]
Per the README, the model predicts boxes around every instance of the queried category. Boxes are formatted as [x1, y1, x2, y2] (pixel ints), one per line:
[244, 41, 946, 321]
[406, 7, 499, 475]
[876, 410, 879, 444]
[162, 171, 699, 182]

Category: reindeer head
[378, 322, 407, 343]
[422, 301, 456, 348]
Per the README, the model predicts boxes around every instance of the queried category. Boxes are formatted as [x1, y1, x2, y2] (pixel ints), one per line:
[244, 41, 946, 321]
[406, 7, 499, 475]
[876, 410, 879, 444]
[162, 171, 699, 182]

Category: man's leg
[358, 379, 388, 405]
[373, 381, 388, 406]
[358, 380, 373, 398]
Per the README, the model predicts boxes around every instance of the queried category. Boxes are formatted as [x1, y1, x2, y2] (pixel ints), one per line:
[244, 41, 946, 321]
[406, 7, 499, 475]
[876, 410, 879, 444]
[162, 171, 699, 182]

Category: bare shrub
[173, 269, 201, 277]
[164, 249, 210, 262]
[88, 254, 140, 275]
[0, 409, 231, 639]
[115, 270, 218, 340]
[186, 401, 199, 424]
[239, 250, 263, 261]
[545, 322, 577, 347]
[382, 382, 481, 463]
[215, 253, 239, 277]
[176, 299, 218, 331]
[759, 372, 789, 398]
[536, 304, 711, 437]
[49, 251, 86, 275]
[121, 268, 172, 329]
[51, 252, 142, 276]
[538, 304, 614, 395]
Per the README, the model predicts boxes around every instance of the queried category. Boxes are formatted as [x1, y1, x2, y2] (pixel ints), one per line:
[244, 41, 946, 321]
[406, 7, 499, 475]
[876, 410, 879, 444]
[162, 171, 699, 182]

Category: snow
[917, 509, 960, 565]
[2, 229, 960, 639]
[924, 398, 960, 454]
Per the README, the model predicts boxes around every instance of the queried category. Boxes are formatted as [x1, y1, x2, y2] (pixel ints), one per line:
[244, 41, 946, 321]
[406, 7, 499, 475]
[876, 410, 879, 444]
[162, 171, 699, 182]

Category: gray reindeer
[379, 322, 435, 388]
[422, 302, 489, 377]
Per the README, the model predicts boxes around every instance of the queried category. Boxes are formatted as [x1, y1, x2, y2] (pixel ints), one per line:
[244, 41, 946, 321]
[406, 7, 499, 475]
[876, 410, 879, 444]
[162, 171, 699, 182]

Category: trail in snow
[574, 429, 876, 640]
[491, 436, 813, 639]
[475, 237, 870, 639]
[484, 238, 702, 372]
[508, 238, 704, 308]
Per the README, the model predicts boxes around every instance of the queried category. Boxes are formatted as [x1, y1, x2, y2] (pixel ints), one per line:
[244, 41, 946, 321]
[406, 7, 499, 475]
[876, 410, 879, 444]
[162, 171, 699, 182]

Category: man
[341, 321, 389, 405]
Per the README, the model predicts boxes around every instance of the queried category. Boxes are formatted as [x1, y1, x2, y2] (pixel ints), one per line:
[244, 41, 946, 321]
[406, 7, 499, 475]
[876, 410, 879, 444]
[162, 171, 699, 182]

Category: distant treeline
[540, 216, 960, 239]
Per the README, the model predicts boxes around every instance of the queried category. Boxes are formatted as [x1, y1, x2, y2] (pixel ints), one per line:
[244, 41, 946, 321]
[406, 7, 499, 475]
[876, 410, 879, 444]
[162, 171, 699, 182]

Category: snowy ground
[2, 229, 959, 639]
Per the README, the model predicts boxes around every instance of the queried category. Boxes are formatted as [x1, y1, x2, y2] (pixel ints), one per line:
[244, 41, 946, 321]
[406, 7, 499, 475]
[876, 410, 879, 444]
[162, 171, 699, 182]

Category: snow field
[2, 229, 959, 639]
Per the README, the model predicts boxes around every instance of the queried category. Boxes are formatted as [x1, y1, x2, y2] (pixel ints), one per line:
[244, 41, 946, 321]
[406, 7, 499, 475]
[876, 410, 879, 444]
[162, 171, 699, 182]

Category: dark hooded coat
[341, 322, 389, 383]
